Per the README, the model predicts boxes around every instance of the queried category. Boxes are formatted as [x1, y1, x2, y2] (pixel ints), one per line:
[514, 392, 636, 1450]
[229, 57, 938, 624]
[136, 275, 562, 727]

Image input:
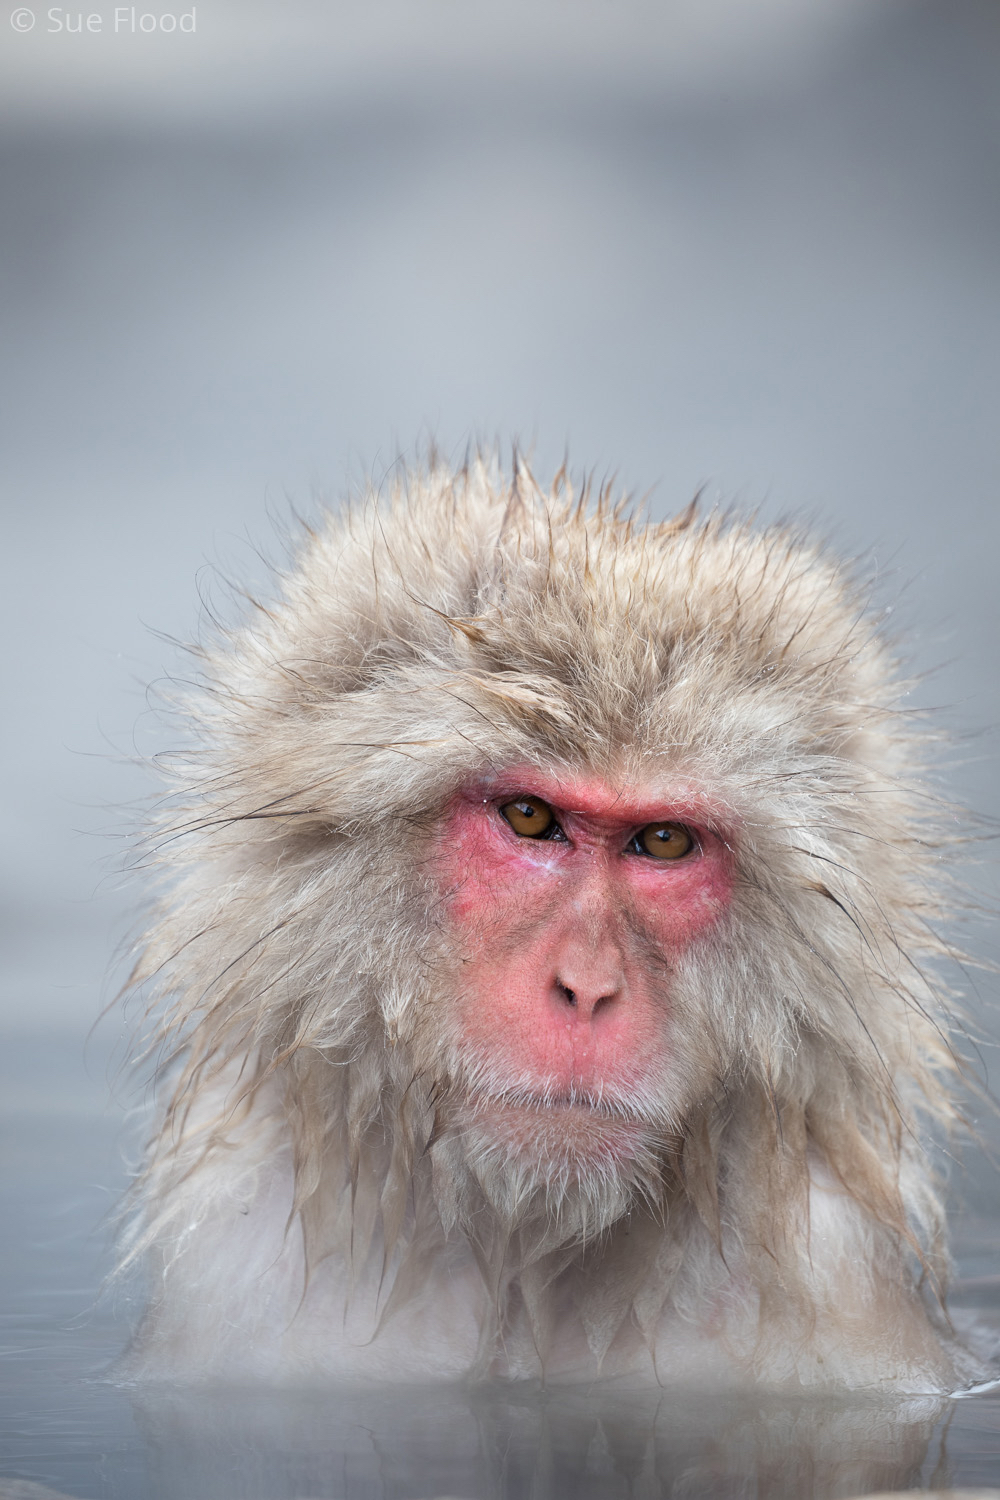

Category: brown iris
[636, 822, 694, 860]
[500, 796, 556, 838]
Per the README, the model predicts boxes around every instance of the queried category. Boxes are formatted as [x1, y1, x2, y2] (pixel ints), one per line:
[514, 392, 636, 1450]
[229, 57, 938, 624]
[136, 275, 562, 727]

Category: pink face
[435, 768, 734, 1143]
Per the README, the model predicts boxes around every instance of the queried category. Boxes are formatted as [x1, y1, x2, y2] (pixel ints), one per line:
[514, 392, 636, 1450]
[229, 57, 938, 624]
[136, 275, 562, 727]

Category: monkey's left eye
[632, 822, 695, 860]
[500, 796, 560, 839]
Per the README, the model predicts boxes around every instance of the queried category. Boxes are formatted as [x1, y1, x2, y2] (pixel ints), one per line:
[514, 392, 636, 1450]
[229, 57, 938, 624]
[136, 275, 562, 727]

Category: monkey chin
[451, 1090, 673, 1243]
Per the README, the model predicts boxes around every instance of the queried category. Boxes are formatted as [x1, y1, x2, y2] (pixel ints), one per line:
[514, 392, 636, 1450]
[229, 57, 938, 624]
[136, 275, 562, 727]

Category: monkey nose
[552, 972, 621, 1021]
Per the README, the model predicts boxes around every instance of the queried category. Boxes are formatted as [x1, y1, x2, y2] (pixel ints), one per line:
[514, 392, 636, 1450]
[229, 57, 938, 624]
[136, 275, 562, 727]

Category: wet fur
[121, 456, 987, 1390]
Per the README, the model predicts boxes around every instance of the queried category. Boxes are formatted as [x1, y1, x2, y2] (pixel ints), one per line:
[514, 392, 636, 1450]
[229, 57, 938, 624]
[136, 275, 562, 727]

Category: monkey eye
[632, 822, 695, 860]
[500, 796, 561, 839]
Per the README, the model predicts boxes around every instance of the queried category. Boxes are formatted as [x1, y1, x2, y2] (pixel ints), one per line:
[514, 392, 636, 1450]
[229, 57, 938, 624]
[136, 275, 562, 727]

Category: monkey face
[431, 768, 734, 1180]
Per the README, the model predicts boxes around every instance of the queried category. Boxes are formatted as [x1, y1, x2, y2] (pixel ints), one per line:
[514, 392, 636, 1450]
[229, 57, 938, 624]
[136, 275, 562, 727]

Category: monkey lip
[484, 1088, 643, 1122]
[458, 1086, 660, 1165]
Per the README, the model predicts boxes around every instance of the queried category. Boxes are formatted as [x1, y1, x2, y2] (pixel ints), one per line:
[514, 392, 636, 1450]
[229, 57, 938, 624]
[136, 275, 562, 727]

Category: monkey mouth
[483, 1087, 645, 1123]
[453, 1083, 666, 1171]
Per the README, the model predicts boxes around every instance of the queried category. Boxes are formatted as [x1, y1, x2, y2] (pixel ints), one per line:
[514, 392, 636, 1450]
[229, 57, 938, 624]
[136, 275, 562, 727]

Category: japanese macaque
[121, 457, 990, 1392]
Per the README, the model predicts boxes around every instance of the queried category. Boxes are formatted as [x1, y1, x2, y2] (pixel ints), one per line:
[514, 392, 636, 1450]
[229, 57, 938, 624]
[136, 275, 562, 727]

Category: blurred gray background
[1, 6, 1000, 1495]
[1, 0, 998, 1051]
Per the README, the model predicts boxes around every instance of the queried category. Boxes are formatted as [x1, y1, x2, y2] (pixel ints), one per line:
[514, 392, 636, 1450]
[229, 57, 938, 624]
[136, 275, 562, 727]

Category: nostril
[557, 981, 577, 1007]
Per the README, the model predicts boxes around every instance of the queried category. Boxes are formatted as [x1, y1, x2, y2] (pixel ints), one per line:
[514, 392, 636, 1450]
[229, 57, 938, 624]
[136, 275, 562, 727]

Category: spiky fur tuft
[120, 456, 987, 1390]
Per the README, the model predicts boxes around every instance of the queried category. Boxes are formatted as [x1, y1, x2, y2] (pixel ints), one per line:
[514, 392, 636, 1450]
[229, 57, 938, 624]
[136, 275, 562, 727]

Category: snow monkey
[122, 457, 991, 1392]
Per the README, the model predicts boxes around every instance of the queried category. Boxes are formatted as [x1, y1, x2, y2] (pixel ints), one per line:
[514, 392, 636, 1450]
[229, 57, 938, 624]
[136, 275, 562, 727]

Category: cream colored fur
[121, 457, 988, 1391]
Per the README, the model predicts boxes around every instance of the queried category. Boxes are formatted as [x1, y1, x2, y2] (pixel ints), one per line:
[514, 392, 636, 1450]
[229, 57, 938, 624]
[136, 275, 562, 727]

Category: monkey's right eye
[500, 796, 558, 839]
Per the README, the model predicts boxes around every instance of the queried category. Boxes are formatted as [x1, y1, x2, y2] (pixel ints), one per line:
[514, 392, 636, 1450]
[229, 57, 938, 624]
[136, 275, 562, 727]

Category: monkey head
[124, 458, 985, 1390]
